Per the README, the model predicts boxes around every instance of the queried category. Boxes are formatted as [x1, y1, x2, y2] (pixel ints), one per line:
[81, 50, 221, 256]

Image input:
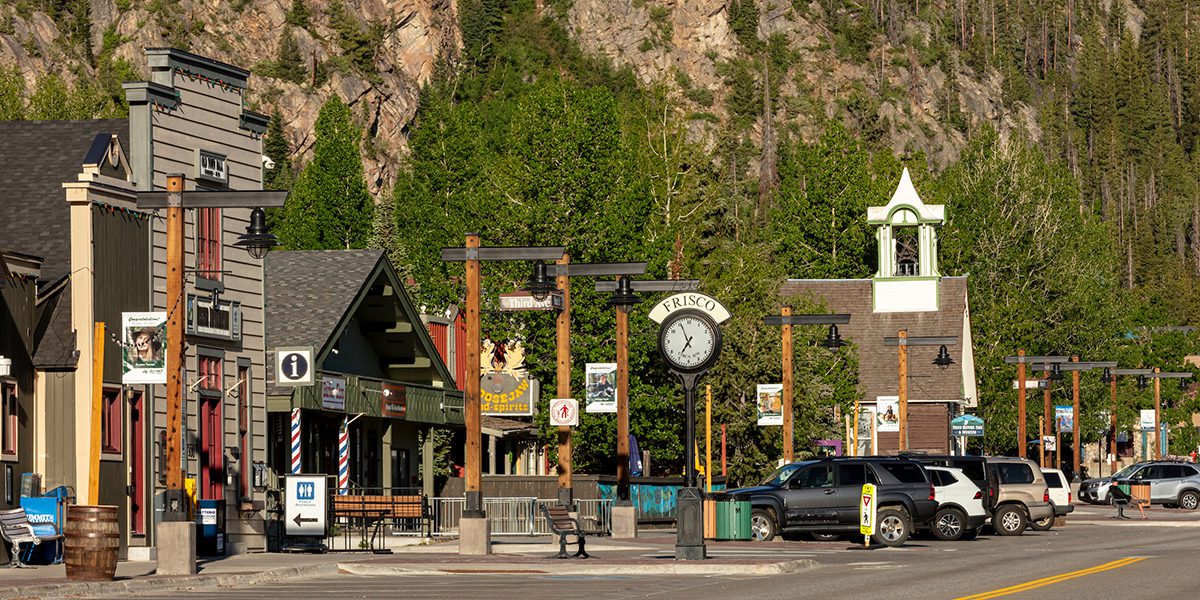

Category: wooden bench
[330, 495, 429, 551]
[0, 508, 61, 568]
[540, 504, 596, 559]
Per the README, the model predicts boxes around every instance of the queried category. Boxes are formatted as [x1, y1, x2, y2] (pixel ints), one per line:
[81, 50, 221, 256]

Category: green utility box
[716, 498, 751, 540]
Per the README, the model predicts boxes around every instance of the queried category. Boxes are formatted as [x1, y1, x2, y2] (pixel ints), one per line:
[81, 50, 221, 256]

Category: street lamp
[442, 237, 565, 555]
[1003, 354, 1070, 460]
[933, 345, 954, 369]
[524, 260, 555, 301]
[608, 275, 640, 312]
[1146, 370, 1194, 459]
[884, 333, 958, 452]
[763, 310, 851, 461]
[136, 174, 286, 575]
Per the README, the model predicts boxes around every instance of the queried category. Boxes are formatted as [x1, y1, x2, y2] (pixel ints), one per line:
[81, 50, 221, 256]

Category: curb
[0, 562, 341, 599]
[336, 558, 820, 577]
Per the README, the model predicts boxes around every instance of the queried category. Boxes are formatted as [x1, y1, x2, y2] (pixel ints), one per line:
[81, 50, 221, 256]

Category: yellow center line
[955, 557, 1148, 600]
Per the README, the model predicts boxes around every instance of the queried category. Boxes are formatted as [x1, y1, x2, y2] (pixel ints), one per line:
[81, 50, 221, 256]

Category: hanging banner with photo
[876, 396, 900, 433]
[1055, 405, 1074, 433]
[122, 312, 167, 384]
[481, 338, 536, 416]
[756, 384, 783, 426]
[1140, 409, 1156, 431]
[585, 363, 617, 413]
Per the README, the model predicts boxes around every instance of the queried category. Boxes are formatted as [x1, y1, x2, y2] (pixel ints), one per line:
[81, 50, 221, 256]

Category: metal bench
[0, 508, 60, 568]
[540, 504, 596, 559]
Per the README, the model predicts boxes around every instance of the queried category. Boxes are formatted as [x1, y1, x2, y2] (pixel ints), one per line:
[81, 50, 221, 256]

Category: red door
[129, 391, 145, 535]
[200, 397, 224, 500]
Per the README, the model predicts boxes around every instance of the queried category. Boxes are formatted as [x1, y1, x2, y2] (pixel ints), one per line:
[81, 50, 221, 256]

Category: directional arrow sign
[286, 475, 327, 536]
[293, 514, 318, 527]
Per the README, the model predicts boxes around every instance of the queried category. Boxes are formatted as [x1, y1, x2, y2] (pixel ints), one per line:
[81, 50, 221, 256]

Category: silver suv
[1113, 461, 1200, 510]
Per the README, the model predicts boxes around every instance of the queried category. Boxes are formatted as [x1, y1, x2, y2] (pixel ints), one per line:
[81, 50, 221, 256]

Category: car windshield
[1112, 464, 1143, 479]
[760, 464, 806, 487]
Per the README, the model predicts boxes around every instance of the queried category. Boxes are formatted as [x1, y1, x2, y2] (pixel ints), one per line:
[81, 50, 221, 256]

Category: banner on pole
[585, 363, 617, 413]
[122, 312, 167, 384]
[756, 384, 783, 426]
[1055, 406, 1074, 433]
[876, 397, 899, 433]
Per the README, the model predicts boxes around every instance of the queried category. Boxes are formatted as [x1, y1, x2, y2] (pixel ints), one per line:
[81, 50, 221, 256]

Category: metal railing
[430, 497, 612, 537]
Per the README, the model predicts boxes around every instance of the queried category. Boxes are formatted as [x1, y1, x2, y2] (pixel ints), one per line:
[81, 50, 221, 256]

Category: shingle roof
[779, 276, 969, 405]
[265, 249, 385, 353]
[0, 120, 129, 282]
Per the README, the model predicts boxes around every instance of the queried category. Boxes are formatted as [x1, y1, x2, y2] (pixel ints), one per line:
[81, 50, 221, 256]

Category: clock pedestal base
[674, 487, 707, 560]
[612, 503, 638, 538]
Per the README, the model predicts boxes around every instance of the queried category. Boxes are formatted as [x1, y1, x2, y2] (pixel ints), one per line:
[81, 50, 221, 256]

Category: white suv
[1033, 468, 1074, 530]
[926, 466, 988, 541]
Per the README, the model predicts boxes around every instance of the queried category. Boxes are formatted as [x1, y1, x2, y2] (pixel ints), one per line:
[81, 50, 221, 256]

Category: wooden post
[1017, 349, 1026, 459]
[781, 306, 794, 461]
[555, 254, 572, 506]
[1038, 416, 1046, 469]
[464, 233, 483, 514]
[898, 330, 908, 452]
[165, 174, 184, 495]
[852, 399, 861, 457]
[1153, 368, 1162, 460]
[1055, 416, 1062, 471]
[616, 298, 630, 502]
[1109, 367, 1117, 476]
[721, 424, 727, 476]
[89, 322, 105, 505]
[1072, 355, 1081, 477]
[1043, 373, 1052, 468]
[706, 385, 712, 494]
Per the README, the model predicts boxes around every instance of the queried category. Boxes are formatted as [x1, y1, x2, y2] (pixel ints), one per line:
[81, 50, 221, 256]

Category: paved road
[90, 517, 1199, 600]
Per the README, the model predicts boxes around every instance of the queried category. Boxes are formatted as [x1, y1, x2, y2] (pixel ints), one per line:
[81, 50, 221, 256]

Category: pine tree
[0, 67, 25, 120]
[263, 114, 293, 190]
[275, 29, 305, 84]
[285, 0, 310, 28]
[278, 97, 374, 250]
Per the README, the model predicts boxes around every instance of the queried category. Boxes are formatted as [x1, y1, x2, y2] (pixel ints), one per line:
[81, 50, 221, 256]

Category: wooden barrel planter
[64, 505, 119, 582]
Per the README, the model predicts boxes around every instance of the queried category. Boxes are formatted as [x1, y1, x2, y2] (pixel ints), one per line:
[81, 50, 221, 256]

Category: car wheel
[1030, 516, 1054, 531]
[808, 532, 841, 542]
[750, 508, 777, 542]
[1180, 490, 1200, 511]
[931, 507, 967, 541]
[994, 505, 1028, 536]
[871, 507, 911, 547]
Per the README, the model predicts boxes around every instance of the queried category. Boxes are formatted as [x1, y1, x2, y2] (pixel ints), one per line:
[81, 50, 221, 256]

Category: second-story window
[197, 208, 222, 282]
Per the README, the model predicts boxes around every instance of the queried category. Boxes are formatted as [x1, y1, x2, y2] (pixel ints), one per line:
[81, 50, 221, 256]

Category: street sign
[860, 483, 877, 537]
[549, 398, 578, 427]
[284, 475, 327, 537]
[1042, 436, 1056, 451]
[1011, 379, 1048, 389]
[498, 291, 564, 311]
[275, 346, 314, 387]
[950, 414, 985, 437]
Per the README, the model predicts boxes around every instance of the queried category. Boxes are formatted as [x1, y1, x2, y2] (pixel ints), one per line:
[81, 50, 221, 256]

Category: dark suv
[725, 457, 938, 547]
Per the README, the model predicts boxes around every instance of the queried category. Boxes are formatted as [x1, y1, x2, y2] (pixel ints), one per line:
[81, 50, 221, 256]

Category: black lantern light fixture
[1137, 375, 1149, 391]
[524, 259, 556, 301]
[1182, 377, 1191, 392]
[1100, 367, 1113, 384]
[1049, 363, 1064, 381]
[233, 207, 278, 259]
[821, 324, 846, 349]
[607, 275, 641, 313]
[932, 344, 954, 369]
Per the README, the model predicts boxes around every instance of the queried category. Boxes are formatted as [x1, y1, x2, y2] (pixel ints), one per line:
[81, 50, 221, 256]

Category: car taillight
[973, 491, 982, 500]
[1068, 492, 1072, 504]
[1044, 490, 1050, 503]
[930, 484, 936, 501]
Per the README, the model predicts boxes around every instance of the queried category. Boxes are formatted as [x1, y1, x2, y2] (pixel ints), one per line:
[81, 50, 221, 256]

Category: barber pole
[290, 408, 302, 474]
[338, 418, 350, 495]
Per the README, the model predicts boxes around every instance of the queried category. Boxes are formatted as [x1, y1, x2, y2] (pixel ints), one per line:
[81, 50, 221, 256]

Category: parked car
[924, 466, 988, 541]
[1033, 468, 1074, 531]
[902, 454, 1052, 536]
[1111, 461, 1200, 510]
[1078, 462, 1147, 504]
[726, 457, 939, 547]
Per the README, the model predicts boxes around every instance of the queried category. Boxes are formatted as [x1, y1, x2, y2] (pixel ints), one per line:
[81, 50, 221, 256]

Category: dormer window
[197, 149, 228, 185]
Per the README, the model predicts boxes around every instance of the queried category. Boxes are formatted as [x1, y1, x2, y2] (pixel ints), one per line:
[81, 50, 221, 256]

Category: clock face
[661, 313, 719, 372]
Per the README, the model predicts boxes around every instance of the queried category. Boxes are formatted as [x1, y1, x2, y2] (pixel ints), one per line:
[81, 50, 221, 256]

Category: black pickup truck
[725, 457, 938, 547]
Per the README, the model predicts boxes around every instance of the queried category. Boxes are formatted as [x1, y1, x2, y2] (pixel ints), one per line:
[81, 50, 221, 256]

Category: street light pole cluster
[763, 310, 849, 461]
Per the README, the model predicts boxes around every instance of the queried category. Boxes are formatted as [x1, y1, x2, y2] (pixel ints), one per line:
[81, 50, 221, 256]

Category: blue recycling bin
[196, 499, 226, 556]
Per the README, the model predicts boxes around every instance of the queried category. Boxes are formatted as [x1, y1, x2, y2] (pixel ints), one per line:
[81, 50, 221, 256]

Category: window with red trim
[197, 208, 222, 281]
[101, 388, 122, 454]
[1, 382, 15, 456]
[198, 355, 223, 394]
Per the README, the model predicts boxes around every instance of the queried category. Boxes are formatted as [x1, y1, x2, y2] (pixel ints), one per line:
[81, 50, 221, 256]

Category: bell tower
[867, 168, 944, 312]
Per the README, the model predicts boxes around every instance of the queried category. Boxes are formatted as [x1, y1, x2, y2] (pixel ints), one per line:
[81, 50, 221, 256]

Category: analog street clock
[659, 309, 721, 373]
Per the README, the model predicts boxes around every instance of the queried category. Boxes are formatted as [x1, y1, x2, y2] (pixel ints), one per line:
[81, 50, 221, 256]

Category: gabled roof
[780, 276, 971, 405]
[0, 120, 129, 282]
[265, 249, 455, 389]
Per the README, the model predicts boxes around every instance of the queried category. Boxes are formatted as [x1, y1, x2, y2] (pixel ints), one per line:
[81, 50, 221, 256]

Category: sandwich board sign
[285, 475, 327, 537]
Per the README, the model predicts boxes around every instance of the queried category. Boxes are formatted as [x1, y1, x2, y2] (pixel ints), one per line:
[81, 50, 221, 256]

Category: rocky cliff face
[1, 0, 1051, 190]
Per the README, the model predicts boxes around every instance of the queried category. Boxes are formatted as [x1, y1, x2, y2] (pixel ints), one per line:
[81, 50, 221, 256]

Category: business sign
[498, 291, 564, 311]
[756, 383, 783, 426]
[1055, 406, 1074, 433]
[859, 483, 877, 536]
[185, 294, 242, 342]
[381, 383, 407, 418]
[585, 363, 617, 413]
[122, 312, 167, 384]
[648, 292, 732, 325]
[1042, 435, 1056, 451]
[285, 475, 327, 537]
[321, 376, 346, 411]
[1140, 409, 1156, 431]
[275, 346, 314, 387]
[549, 398, 578, 427]
[480, 338, 535, 416]
[950, 414, 985, 437]
[876, 397, 900, 433]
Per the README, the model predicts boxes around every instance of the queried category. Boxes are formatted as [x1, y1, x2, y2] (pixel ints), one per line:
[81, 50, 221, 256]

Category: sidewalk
[0, 533, 820, 598]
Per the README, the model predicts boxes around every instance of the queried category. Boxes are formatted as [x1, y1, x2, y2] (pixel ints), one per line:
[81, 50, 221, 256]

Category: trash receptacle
[713, 499, 730, 539]
[197, 499, 226, 556]
[718, 499, 751, 540]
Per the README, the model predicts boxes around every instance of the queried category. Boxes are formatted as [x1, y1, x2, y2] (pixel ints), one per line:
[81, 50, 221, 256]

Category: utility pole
[554, 254, 571, 507]
[1154, 367, 1161, 460]
[1043, 373, 1052, 468]
[781, 306, 794, 461]
[898, 330, 909, 452]
[1017, 349, 1027, 458]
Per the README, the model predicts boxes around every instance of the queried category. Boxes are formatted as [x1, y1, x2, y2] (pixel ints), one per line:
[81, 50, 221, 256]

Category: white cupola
[866, 168, 944, 312]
